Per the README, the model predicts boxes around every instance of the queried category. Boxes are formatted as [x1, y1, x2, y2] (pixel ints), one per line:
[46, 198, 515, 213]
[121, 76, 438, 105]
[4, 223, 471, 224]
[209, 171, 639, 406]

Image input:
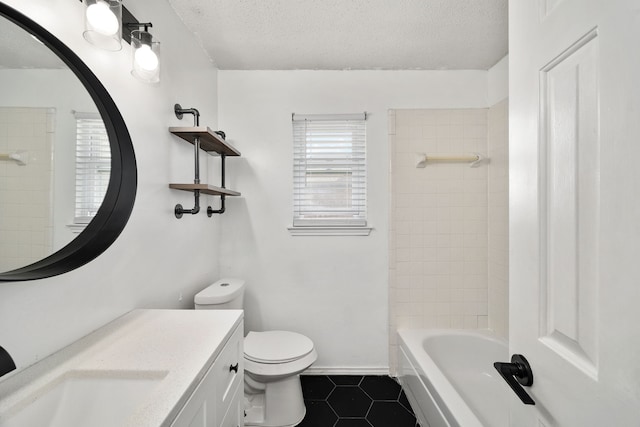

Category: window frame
[289, 113, 372, 236]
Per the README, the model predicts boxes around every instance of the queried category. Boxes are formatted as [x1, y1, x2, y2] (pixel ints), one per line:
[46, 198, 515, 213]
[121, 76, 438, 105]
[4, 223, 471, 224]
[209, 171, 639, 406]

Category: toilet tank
[194, 278, 245, 310]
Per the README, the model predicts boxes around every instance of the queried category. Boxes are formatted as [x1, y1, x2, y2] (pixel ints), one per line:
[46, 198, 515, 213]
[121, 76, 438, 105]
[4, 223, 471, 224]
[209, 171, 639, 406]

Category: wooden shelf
[169, 126, 241, 156]
[169, 184, 241, 197]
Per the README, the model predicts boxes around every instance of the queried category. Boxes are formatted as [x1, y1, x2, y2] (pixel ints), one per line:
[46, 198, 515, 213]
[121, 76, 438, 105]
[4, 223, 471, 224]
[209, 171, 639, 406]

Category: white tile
[422, 247, 438, 262]
[451, 288, 466, 302]
[390, 107, 505, 342]
[435, 262, 451, 275]
[477, 316, 489, 329]
[476, 302, 488, 316]
[423, 316, 438, 328]
[464, 315, 479, 329]
[436, 288, 451, 302]
[410, 288, 425, 301]
[423, 262, 438, 276]
[436, 316, 451, 328]
[433, 275, 451, 290]
[396, 247, 411, 262]
[410, 247, 424, 262]
[435, 302, 451, 315]
[396, 289, 412, 302]
[450, 315, 464, 328]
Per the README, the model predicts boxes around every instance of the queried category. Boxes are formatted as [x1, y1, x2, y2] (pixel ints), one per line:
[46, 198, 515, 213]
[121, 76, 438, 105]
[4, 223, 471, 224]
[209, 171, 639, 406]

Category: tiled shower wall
[388, 109, 489, 370]
[0, 107, 54, 272]
[487, 99, 509, 339]
[388, 106, 509, 371]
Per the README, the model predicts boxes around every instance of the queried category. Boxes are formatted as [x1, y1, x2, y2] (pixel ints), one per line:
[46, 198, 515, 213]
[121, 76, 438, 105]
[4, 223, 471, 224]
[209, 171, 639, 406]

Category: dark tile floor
[298, 375, 421, 427]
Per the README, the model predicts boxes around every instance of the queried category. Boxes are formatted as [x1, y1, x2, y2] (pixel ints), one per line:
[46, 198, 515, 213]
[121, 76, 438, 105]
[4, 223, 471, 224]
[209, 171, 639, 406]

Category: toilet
[195, 278, 317, 427]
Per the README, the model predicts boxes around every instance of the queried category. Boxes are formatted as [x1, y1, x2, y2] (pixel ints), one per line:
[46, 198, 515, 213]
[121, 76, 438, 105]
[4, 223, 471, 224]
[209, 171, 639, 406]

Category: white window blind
[292, 113, 367, 227]
[74, 112, 110, 223]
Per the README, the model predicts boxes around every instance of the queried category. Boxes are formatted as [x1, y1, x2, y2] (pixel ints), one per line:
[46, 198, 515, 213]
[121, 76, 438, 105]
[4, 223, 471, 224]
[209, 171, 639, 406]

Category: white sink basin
[1, 370, 167, 427]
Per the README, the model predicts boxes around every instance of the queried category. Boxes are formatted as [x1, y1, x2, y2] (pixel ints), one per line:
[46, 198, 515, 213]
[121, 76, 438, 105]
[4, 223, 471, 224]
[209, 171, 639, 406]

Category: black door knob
[494, 354, 535, 405]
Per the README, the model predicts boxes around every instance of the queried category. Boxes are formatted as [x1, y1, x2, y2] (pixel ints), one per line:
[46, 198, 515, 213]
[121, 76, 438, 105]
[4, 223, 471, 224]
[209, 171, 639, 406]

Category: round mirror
[0, 4, 136, 281]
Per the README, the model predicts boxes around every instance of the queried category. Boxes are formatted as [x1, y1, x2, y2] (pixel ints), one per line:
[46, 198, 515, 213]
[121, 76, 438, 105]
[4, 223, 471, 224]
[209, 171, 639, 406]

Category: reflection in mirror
[0, 16, 110, 273]
[0, 2, 136, 282]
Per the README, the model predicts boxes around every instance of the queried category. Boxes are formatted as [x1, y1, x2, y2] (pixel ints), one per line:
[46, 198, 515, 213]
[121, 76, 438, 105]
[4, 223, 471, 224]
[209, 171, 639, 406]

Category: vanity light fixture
[82, 0, 123, 51]
[129, 24, 160, 83]
[80, 0, 161, 83]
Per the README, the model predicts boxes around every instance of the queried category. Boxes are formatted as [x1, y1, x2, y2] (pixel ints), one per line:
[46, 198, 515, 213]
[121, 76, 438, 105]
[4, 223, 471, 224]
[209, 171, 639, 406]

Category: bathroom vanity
[0, 309, 244, 427]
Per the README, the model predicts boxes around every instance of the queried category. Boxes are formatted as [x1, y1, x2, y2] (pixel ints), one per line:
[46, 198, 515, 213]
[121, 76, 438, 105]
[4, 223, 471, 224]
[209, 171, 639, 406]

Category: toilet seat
[244, 331, 318, 378]
[244, 331, 314, 364]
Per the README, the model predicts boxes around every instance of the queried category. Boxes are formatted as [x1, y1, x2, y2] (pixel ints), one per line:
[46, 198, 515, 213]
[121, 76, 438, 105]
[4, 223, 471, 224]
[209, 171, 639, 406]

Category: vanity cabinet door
[213, 325, 243, 426]
[170, 355, 217, 427]
[219, 382, 243, 427]
[170, 321, 244, 427]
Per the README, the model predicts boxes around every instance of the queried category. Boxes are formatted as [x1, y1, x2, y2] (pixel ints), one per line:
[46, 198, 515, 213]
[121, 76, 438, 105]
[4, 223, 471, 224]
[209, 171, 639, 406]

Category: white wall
[217, 70, 488, 372]
[488, 55, 509, 106]
[0, 0, 221, 371]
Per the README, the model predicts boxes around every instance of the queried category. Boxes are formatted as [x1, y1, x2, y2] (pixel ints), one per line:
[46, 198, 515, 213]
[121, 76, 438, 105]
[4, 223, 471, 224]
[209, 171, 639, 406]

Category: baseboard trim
[303, 366, 391, 376]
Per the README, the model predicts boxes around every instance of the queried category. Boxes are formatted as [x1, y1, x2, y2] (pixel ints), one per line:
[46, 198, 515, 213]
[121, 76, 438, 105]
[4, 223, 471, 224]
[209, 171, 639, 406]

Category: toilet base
[244, 373, 306, 427]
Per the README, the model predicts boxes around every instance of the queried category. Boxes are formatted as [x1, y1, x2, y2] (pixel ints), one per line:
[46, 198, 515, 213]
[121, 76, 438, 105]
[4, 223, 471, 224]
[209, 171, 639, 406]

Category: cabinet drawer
[214, 323, 243, 426]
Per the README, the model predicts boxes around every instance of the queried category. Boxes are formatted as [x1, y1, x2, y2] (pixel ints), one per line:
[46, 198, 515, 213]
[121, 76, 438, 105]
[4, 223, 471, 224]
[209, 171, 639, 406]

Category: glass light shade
[131, 30, 160, 83]
[83, 0, 122, 51]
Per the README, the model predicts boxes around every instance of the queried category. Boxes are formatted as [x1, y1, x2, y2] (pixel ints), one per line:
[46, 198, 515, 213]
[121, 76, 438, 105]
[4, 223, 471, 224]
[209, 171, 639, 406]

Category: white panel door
[509, 0, 640, 425]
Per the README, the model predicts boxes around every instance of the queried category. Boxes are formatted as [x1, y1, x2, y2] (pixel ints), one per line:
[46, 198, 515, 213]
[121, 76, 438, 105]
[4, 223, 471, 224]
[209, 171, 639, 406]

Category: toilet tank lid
[195, 278, 245, 305]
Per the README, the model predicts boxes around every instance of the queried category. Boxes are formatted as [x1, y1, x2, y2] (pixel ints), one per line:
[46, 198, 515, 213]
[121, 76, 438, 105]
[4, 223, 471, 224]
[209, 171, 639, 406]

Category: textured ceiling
[167, 0, 508, 70]
[0, 18, 66, 69]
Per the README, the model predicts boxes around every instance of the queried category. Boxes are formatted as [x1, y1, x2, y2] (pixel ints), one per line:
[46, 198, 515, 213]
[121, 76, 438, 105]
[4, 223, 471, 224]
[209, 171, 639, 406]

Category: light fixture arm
[126, 22, 153, 32]
[126, 22, 153, 44]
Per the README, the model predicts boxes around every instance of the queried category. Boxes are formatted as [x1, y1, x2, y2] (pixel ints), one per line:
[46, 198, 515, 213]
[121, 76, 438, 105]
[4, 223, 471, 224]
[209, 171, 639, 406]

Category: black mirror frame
[0, 3, 137, 281]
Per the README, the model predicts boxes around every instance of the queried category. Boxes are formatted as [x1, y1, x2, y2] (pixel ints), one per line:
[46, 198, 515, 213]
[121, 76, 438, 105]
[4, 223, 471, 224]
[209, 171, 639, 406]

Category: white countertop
[0, 309, 243, 427]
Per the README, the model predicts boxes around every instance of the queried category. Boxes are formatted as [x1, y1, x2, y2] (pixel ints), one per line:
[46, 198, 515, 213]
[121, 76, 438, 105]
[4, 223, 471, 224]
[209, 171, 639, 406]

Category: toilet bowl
[244, 331, 317, 426]
[195, 278, 317, 427]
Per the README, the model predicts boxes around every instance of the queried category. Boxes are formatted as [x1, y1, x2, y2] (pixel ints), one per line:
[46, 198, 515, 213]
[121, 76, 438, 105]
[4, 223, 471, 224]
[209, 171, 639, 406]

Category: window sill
[287, 226, 373, 236]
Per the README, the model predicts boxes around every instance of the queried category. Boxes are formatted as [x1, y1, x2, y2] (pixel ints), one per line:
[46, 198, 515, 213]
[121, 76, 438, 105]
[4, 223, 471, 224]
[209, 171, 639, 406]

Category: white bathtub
[397, 329, 509, 427]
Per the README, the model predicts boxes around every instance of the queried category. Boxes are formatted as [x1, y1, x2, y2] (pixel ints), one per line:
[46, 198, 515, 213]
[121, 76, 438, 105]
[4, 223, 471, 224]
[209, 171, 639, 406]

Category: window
[291, 113, 369, 235]
[73, 112, 110, 226]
